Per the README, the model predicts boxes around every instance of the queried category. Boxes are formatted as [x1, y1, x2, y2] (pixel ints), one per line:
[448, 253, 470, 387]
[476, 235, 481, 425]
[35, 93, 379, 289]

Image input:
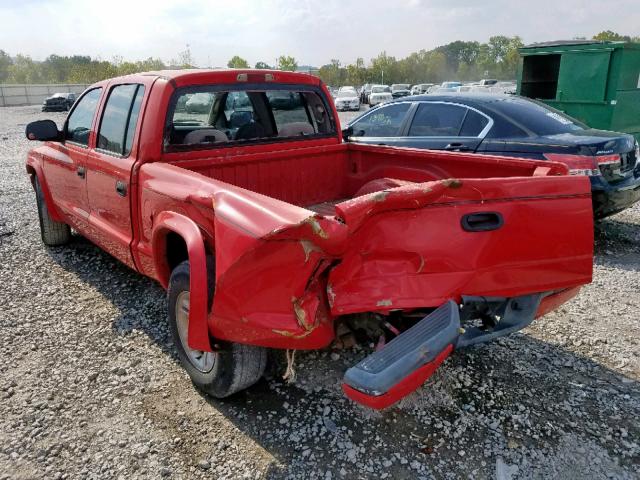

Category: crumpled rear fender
[209, 187, 348, 349]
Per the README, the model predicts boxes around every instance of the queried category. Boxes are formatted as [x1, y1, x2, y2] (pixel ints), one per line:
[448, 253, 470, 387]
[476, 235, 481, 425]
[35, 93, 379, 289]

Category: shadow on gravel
[203, 336, 640, 478]
[45, 233, 172, 354]
[45, 228, 640, 478]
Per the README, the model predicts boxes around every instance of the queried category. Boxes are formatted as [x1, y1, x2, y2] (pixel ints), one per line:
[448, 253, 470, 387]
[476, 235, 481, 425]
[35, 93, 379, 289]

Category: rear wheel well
[166, 231, 188, 272]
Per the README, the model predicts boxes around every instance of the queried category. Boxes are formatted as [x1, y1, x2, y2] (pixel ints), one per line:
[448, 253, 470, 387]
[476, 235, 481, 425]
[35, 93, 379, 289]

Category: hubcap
[175, 291, 215, 373]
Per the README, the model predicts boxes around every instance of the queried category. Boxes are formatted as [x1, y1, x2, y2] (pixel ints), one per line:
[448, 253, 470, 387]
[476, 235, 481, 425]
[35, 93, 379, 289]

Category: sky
[1, 0, 638, 67]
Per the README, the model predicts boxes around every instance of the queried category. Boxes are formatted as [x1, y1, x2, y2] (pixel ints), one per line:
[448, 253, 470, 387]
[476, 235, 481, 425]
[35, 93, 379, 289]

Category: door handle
[461, 212, 503, 232]
[444, 143, 471, 152]
[76, 166, 86, 178]
[115, 180, 127, 197]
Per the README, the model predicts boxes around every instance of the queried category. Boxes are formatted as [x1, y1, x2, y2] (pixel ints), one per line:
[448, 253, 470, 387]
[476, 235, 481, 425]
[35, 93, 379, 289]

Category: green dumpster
[517, 40, 640, 141]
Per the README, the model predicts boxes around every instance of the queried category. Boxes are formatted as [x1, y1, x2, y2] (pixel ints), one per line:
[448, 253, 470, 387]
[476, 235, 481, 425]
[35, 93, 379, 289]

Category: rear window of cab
[165, 86, 336, 151]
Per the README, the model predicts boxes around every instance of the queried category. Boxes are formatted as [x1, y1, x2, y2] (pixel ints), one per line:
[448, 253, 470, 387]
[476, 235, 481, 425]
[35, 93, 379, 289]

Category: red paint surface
[342, 344, 454, 409]
[26, 69, 594, 355]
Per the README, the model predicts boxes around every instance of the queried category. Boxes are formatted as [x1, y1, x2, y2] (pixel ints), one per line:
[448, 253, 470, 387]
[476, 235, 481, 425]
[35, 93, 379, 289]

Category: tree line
[0, 31, 636, 85]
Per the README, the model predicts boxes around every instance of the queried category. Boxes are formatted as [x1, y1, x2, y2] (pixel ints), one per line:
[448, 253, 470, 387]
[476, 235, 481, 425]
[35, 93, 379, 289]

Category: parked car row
[332, 80, 518, 109]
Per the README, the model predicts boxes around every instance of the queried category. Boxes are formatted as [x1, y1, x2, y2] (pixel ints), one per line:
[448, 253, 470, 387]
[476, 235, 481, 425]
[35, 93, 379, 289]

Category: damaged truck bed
[26, 69, 594, 408]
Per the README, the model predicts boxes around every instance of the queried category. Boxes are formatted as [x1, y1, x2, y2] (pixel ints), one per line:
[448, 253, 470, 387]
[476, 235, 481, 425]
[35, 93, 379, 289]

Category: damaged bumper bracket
[342, 293, 547, 409]
[342, 301, 460, 409]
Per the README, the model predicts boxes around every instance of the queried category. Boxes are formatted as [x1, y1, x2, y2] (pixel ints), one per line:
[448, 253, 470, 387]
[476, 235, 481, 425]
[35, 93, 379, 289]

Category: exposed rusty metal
[376, 299, 393, 307]
[272, 328, 313, 339]
[302, 216, 329, 239]
[300, 239, 322, 263]
[441, 178, 462, 188]
[326, 283, 336, 308]
[372, 191, 389, 202]
[292, 296, 313, 331]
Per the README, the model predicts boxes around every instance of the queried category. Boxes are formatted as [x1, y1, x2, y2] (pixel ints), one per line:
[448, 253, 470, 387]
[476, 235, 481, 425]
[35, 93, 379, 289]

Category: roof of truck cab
[116, 69, 324, 87]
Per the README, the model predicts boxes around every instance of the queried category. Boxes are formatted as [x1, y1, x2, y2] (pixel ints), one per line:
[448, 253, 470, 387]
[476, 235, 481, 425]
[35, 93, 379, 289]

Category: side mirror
[26, 120, 60, 141]
[342, 126, 353, 141]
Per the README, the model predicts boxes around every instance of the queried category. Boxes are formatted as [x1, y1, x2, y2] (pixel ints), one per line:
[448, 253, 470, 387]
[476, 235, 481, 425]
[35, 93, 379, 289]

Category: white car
[368, 85, 392, 107]
[338, 85, 357, 93]
[410, 83, 434, 95]
[334, 90, 360, 111]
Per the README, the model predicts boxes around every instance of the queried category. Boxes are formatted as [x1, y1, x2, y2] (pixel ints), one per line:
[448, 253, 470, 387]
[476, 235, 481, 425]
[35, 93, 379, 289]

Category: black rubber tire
[167, 259, 267, 398]
[34, 176, 71, 246]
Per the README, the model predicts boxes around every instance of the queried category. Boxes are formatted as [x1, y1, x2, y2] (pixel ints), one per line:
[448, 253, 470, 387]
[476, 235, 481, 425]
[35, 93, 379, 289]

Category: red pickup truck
[25, 69, 594, 409]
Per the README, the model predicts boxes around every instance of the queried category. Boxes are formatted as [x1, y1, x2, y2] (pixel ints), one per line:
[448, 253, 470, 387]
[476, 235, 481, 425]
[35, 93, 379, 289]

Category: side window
[351, 103, 411, 137]
[459, 110, 490, 137]
[265, 91, 316, 137]
[124, 86, 145, 154]
[65, 88, 102, 146]
[408, 103, 467, 137]
[97, 84, 145, 156]
[487, 118, 528, 139]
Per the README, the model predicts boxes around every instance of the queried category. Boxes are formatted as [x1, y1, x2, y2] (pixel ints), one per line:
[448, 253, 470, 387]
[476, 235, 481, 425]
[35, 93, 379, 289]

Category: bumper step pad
[342, 301, 460, 409]
[342, 293, 546, 409]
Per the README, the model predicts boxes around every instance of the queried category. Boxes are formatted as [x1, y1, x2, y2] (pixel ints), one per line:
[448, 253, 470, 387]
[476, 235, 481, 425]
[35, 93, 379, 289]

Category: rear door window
[459, 109, 490, 136]
[97, 84, 145, 156]
[350, 103, 411, 137]
[408, 103, 467, 136]
[65, 88, 103, 146]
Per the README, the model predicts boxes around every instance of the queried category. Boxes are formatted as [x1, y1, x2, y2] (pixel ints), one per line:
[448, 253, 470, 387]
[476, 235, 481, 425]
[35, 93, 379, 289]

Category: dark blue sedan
[344, 93, 640, 219]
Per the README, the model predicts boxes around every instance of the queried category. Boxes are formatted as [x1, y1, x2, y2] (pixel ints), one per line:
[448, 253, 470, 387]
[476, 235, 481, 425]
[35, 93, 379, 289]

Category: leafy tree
[319, 59, 345, 86]
[277, 55, 298, 71]
[7, 55, 46, 83]
[501, 36, 524, 79]
[436, 40, 480, 72]
[174, 46, 195, 68]
[137, 57, 166, 72]
[370, 51, 398, 84]
[227, 55, 249, 68]
[346, 57, 366, 86]
[255, 61, 271, 69]
[0, 50, 14, 83]
[593, 31, 631, 42]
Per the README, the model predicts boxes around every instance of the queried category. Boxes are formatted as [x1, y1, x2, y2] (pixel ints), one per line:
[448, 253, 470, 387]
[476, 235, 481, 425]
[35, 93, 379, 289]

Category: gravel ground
[0, 105, 638, 480]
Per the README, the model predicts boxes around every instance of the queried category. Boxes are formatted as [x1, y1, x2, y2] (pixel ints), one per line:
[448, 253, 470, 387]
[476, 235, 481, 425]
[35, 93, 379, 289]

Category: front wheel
[167, 260, 267, 398]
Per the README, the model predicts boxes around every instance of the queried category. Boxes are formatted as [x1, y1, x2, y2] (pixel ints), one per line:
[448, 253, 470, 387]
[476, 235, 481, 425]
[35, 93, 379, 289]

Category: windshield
[392, 84, 410, 91]
[496, 97, 586, 136]
[337, 91, 356, 98]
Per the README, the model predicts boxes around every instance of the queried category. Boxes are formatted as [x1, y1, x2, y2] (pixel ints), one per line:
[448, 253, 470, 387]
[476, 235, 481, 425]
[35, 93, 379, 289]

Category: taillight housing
[543, 153, 621, 176]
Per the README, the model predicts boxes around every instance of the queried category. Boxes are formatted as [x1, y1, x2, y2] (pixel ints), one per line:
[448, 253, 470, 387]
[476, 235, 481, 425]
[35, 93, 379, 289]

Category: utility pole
[381, 69, 384, 84]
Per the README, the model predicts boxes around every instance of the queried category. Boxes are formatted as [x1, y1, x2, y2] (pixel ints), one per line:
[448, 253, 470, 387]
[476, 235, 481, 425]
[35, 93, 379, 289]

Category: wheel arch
[151, 211, 212, 352]
[26, 159, 65, 222]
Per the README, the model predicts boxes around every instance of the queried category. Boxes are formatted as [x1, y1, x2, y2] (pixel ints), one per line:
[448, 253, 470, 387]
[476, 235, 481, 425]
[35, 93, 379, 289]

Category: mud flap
[342, 301, 459, 409]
